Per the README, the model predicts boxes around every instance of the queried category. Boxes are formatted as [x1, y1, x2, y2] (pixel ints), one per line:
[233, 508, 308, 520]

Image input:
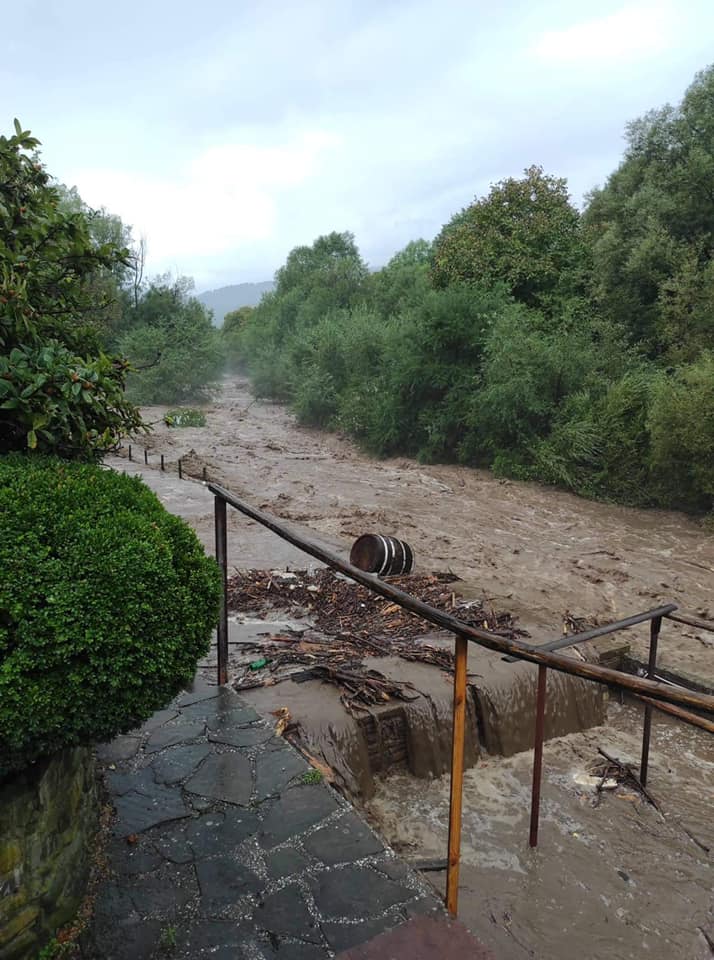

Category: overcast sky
[3, 0, 713, 291]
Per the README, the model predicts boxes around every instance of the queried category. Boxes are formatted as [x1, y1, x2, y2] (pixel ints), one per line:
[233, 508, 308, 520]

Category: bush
[0, 343, 143, 459]
[648, 354, 714, 511]
[0, 456, 221, 778]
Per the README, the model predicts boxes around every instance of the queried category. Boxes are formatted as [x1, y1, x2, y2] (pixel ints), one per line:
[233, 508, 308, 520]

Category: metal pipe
[640, 616, 662, 787]
[128, 444, 132, 461]
[214, 496, 229, 686]
[636, 693, 714, 734]
[446, 634, 468, 916]
[502, 604, 677, 662]
[529, 665, 548, 847]
[206, 483, 714, 718]
[202, 466, 207, 482]
[144, 448, 148, 465]
[160, 454, 165, 472]
[665, 611, 714, 633]
[178, 459, 183, 480]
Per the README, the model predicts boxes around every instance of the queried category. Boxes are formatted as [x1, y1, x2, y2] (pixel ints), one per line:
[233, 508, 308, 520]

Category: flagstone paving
[83, 676, 442, 959]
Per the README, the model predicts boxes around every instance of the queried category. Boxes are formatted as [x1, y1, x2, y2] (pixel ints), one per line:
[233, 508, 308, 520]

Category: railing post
[446, 633, 468, 917]
[214, 495, 229, 686]
[529, 665, 548, 847]
[640, 616, 662, 788]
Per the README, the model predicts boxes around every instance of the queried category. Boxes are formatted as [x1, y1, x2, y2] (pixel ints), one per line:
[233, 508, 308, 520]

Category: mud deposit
[112, 376, 714, 685]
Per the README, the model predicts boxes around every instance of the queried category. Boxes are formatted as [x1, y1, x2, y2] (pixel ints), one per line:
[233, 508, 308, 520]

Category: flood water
[365, 702, 714, 960]
[110, 375, 714, 685]
[107, 378, 714, 959]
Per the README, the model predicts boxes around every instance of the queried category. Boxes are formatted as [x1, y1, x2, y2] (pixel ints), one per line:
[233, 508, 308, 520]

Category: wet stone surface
[184, 751, 253, 805]
[304, 812, 384, 866]
[83, 675, 441, 958]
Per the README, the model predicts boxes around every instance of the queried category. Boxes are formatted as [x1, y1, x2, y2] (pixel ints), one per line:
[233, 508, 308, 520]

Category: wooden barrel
[349, 534, 414, 576]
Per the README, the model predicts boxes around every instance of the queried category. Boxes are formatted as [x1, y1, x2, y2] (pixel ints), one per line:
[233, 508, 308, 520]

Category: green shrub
[292, 369, 339, 427]
[648, 354, 714, 511]
[164, 408, 206, 428]
[0, 456, 221, 778]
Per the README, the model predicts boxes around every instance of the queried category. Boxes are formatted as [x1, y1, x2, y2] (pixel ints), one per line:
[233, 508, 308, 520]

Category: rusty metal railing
[209, 483, 714, 918]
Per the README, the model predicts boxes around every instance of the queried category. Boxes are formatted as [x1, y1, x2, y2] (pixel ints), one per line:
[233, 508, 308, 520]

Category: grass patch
[301, 769, 323, 784]
[159, 925, 177, 953]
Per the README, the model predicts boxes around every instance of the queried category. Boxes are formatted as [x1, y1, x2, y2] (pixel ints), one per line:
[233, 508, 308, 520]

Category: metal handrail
[209, 483, 713, 714]
[502, 604, 678, 661]
[208, 482, 714, 919]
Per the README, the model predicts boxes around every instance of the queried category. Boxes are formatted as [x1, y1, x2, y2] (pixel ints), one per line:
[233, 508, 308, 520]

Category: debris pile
[226, 568, 529, 711]
[226, 568, 527, 640]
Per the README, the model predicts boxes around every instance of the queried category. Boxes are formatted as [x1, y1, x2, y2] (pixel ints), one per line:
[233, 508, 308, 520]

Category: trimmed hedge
[0, 455, 221, 778]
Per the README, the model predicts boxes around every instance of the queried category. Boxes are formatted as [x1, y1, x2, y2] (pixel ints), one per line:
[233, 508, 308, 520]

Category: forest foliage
[234, 66, 714, 514]
[4, 66, 713, 513]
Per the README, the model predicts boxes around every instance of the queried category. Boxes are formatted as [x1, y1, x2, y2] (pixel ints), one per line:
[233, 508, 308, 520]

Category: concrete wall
[0, 748, 98, 960]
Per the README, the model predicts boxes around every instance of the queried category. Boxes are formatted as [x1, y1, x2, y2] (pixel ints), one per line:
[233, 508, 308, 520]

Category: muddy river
[108, 377, 713, 959]
[115, 376, 713, 683]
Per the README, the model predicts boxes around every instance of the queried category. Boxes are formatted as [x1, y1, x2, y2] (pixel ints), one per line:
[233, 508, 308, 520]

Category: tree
[368, 240, 432, 319]
[55, 183, 139, 347]
[648, 354, 714, 510]
[432, 166, 584, 315]
[235, 232, 369, 399]
[221, 305, 254, 370]
[0, 121, 142, 458]
[271, 231, 368, 333]
[119, 276, 223, 404]
[584, 65, 714, 354]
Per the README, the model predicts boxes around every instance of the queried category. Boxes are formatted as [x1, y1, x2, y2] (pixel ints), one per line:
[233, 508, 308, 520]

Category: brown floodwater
[109, 375, 714, 685]
[107, 377, 714, 958]
[365, 702, 714, 960]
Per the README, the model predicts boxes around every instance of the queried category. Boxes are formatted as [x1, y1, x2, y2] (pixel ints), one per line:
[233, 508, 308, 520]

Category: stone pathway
[84, 676, 445, 959]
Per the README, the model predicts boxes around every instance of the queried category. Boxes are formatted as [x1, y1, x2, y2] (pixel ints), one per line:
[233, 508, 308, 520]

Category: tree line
[233, 66, 714, 515]
[2, 66, 712, 514]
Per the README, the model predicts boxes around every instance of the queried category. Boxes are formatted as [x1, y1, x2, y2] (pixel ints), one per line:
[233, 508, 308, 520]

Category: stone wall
[0, 748, 99, 960]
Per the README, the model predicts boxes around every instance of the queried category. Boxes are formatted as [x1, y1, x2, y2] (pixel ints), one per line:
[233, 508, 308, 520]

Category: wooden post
[160, 453, 165, 471]
[214, 496, 229, 686]
[446, 633, 469, 917]
[529, 665, 548, 847]
[178, 459, 182, 480]
[128, 444, 132, 461]
[144, 448, 148, 465]
[640, 616, 662, 788]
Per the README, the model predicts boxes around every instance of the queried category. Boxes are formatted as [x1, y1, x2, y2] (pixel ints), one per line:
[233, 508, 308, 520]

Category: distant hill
[197, 281, 275, 325]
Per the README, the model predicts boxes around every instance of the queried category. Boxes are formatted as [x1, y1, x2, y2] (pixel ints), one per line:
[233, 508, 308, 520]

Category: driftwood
[593, 747, 712, 853]
[228, 569, 502, 708]
[227, 568, 528, 645]
[596, 747, 663, 814]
